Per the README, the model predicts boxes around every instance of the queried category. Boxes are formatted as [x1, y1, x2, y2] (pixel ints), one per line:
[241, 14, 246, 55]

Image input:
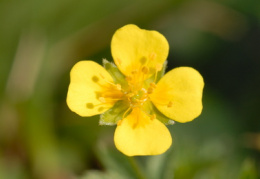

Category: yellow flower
[66, 24, 204, 156]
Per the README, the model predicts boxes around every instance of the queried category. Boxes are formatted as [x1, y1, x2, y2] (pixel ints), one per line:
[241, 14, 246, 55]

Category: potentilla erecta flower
[67, 24, 204, 156]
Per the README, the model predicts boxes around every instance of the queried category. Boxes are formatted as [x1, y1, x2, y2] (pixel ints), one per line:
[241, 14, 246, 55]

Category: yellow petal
[67, 61, 120, 117]
[114, 108, 172, 156]
[150, 67, 204, 123]
[111, 24, 169, 78]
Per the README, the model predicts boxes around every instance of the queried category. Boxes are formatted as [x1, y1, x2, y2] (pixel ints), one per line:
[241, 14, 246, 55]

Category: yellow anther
[117, 120, 122, 126]
[99, 97, 106, 103]
[150, 82, 156, 88]
[150, 52, 157, 60]
[125, 76, 132, 81]
[153, 64, 163, 82]
[135, 99, 142, 103]
[150, 114, 156, 120]
[127, 93, 134, 98]
[122, 107, 131, 119]
[167, 101, 173, 108]
[141, 66, 149, 74]
[140, 98, 147, 103]
[98, 73, 122, 92]
[117, 58, 122, 65]
[147, 87, 154, 94]
[141, 88, 147, 93]
[131, 69, 138, 74]
[116, 84, 121, 90]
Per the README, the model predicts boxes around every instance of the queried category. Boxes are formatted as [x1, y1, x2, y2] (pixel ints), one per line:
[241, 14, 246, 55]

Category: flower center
[126, 88, 148, 108]
[116, 82, 158, 127]
[91, 60, 171, 126]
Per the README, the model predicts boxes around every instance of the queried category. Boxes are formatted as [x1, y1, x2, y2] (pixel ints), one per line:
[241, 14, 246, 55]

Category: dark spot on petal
[98, 107, 104, 112]
[140, 56, 147, 64]
[92, 76, 99, 83]
[86, 103, 94, 109]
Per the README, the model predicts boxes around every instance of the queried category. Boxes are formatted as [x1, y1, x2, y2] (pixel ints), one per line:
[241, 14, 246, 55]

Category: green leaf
[94, 141, 146, 179]
[80, 170, 126, 179]
[239, 158, 259, 179]
[99, 100, 129, 125]
[144, 152, 173, 179]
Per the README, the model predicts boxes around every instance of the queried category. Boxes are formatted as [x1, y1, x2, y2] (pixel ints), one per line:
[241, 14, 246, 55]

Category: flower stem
[127, 157, 146, 179]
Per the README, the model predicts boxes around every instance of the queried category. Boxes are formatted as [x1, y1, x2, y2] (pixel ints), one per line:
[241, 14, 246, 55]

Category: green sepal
[147, 61, 174, 124]
[152, 104, 175, 125]
[99, 100, 130, 125]
[102, 59, 127, 88]
[156, 60, 167, 83]
[143, 101, 175, 125]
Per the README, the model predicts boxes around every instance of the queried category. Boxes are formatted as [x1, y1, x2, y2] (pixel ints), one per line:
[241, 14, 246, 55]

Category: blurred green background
[0, 0, 260, 178]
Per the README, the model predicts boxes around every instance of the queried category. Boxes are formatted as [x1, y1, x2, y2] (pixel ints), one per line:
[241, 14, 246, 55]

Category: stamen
[150, 114, 156, 120]
[147, 87, 154, 94]
[156, 64, 162, 71]
[117, 58, 122, 65]
[154, 72, 158, 83]
[153, 63, 163, 82]
[141, 66, 149, 74]
[116, 84, 121, 90]
[140, 98, 148, 103]
[99, 73, 122, 91]
[131, 69, 138, 74]
[150, 82, 156, 88]
[100, 74, 114, 85]
[147, 82, 156, 94]
[99, 97, 106, 103]
[140, 57, 147, 64]
[99, 96, 123, 103]
[149, 52, 157, 60]
[117, 119, 122, 126]
[141, 88, 147, 93]
[85, 102, 108, 109]
[167, 101, 173, 108]
[122, 107, 132, 119]
[99, 73, 105, 79]
[126, 76, 132, 81]
[127, 93, 134, 99]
